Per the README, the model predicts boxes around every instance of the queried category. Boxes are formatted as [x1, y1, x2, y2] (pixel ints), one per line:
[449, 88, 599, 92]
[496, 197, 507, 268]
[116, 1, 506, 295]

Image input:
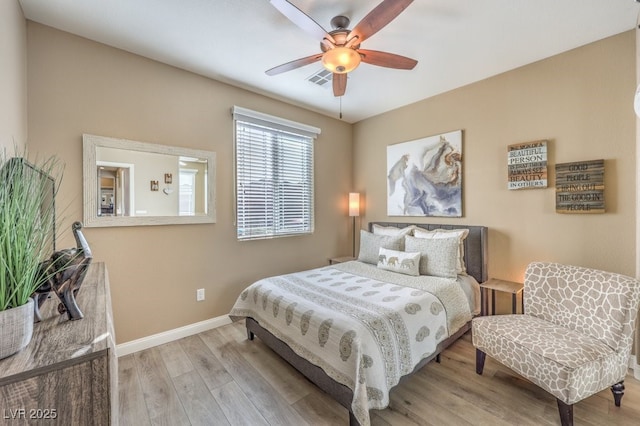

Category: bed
[229, 222, 488, 426]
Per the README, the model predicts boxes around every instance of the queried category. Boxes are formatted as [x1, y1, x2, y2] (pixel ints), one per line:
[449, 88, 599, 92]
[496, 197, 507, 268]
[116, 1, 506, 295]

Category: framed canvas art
[507, 140, 548, 190]
[387, 130, 462, 217]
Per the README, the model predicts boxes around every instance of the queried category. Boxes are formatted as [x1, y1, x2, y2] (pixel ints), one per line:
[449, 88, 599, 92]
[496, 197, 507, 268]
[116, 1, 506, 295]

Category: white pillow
[412, 228, 469, 275]
[357, 230, 403, 265]
[405, 235, 459, 278]
[372, 224, 415, 237]
[377, 247, 420, 276]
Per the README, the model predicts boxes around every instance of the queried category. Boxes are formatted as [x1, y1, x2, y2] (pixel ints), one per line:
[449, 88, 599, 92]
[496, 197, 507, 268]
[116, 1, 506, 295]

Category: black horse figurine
[33, 221, 93, 321]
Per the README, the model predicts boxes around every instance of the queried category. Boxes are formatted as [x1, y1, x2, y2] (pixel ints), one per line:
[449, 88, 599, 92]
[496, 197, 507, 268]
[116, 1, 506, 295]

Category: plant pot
[0, 298, 34, 360]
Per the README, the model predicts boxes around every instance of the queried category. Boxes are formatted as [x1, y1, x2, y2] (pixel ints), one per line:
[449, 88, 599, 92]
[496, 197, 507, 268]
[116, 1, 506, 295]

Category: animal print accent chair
[472, 262, 640, 426]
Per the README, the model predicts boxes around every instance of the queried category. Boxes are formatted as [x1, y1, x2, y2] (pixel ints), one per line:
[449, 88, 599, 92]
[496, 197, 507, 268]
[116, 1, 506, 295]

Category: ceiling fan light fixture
[322, 47, 361, 74]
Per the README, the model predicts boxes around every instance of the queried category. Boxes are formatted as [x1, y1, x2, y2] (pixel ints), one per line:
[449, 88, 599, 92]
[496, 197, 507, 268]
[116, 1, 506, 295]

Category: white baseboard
[116, 314, 232, 357]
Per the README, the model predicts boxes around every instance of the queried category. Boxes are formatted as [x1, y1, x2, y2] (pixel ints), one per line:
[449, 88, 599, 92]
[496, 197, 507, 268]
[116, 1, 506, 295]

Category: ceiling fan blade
[348, 0, 413, 44]
[333, 73, 347, 97]
[265, 54, 323, 76]
[358, 49, 417, 70]
[270, 0, 335, 44]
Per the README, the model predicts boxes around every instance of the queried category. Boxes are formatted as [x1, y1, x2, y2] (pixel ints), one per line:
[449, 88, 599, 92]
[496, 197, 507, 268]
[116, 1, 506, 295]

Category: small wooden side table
[329, 256, 356, 265]
[479, 278, 524, 316]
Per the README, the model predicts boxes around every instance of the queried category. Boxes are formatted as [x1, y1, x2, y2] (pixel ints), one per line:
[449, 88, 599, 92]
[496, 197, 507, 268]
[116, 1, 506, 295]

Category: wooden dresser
[0, 263, 117, 425]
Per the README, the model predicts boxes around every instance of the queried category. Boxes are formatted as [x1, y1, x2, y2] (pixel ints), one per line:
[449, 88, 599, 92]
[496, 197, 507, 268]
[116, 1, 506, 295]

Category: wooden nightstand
[329, 256, 356, 265]
[479, 278, 524, 316]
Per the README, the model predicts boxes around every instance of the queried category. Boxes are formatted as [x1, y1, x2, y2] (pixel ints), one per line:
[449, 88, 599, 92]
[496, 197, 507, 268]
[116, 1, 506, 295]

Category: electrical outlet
[196, 288, 205, 301]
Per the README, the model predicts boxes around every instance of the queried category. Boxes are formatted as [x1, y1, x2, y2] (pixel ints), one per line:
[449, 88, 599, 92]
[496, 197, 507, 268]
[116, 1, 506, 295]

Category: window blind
[233, 107, 319, 240]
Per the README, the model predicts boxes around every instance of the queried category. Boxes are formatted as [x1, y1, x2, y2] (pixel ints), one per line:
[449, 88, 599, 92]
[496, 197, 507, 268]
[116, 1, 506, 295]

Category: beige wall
[0, 0, 27, 152]
[26, 22, 353, 343]
[354, 31, 636, 284]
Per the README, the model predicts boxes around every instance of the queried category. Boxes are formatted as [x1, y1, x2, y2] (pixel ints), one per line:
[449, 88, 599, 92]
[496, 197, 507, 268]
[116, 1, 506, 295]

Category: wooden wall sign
[507, 140, 548, 190]
[555, 159, 604, 214]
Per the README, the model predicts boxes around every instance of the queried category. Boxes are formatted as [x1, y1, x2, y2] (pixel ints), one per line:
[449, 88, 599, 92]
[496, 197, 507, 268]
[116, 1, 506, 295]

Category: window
[179, 169, 197, 216]
[233, 106, 320, 240]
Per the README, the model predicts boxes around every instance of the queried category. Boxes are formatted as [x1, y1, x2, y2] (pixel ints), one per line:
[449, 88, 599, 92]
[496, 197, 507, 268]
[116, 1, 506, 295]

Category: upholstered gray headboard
[368, 222, 488, 283]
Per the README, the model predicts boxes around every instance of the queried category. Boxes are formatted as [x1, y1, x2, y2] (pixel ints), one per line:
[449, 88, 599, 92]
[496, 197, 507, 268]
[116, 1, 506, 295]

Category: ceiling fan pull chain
[339, 96, 343, 119]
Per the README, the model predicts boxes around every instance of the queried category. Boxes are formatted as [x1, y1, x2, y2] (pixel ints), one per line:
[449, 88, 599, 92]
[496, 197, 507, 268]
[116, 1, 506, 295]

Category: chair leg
[556, 399, 573, 426]
[611, 381, 625, 407]
[475, 349, 486, 374]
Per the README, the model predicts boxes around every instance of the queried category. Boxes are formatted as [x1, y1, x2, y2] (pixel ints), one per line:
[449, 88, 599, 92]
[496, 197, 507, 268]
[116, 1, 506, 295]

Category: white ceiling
[18, 0, 640, 123]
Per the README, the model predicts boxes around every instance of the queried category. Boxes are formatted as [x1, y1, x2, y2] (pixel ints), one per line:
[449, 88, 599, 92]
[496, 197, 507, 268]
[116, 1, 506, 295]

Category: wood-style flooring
[118, 320, 640, 425]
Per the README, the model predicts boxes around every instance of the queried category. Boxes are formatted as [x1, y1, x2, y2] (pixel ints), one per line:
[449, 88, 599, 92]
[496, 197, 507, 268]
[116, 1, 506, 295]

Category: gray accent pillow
[413, 228, 469, 275]
[405, 235, 459, 278]
[357, 230, 403, 265]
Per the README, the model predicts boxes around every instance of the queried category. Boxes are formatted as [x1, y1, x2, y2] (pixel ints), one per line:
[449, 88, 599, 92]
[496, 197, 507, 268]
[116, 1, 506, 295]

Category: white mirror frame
[83, 134, 216, 227]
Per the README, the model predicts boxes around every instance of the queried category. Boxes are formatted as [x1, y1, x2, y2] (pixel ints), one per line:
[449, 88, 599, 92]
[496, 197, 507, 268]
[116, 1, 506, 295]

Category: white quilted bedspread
[229, 261, 472, 426]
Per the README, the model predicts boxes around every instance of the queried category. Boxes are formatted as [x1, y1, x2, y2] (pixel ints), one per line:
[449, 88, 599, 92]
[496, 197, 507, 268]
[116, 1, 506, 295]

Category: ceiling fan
[266, 0, 418, 97]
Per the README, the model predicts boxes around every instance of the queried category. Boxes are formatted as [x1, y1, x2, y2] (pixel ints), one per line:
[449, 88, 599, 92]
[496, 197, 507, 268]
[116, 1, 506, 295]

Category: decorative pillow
[412, 228, 469, 275]
[357, 230, 403, 265]
[377, 247, 420, 276]
[372, 224, 415, 237]
[405, 235, 459, 278]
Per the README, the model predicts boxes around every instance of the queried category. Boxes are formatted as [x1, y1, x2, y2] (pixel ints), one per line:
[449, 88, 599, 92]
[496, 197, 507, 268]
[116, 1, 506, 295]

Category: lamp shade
[349, 192, 360, 217]
[322, 47, 361, 74]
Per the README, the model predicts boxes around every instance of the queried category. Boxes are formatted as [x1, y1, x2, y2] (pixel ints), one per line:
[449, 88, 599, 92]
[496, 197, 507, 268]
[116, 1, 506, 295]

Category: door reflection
[97, 162, 133, 216]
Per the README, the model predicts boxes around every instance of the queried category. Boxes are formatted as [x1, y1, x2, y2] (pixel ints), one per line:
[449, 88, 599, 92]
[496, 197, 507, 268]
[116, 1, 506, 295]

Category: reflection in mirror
[83, 134, 216, 227]
[95, 147, 209, 217]
[97, 160, 133, 217]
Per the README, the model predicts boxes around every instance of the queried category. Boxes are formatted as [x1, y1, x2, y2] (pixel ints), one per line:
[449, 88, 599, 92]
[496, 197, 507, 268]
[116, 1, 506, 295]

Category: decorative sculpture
[33, 222, 93, 322]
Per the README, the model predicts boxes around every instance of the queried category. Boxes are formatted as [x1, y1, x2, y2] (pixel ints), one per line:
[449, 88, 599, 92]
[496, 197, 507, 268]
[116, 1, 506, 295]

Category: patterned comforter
[229, 261, 472, 426]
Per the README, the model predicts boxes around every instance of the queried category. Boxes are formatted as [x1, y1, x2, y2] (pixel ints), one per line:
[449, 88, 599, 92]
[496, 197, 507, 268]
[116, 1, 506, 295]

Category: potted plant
[0, 150, 62, 359]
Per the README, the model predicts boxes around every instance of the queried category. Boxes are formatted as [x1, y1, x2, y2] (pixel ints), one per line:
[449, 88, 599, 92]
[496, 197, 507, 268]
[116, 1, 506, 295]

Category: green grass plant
[0, 152, 62, 311]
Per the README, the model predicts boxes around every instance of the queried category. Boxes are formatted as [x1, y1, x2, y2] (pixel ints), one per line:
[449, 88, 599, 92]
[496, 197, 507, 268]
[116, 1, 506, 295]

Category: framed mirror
[83, 134, 216, 227]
